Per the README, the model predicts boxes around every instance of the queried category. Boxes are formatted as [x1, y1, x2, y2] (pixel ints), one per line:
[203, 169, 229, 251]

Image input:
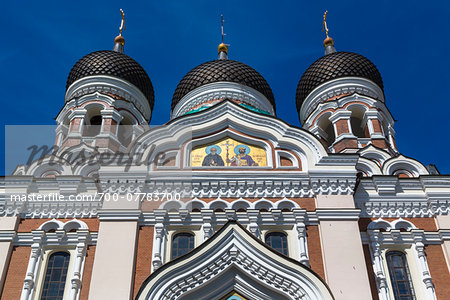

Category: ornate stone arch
[135, 221, 333, 300]
[382, 154, 429, 177]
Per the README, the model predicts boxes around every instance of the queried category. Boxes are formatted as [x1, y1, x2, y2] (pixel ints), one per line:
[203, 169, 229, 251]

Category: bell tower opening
[349, 105, 368, 138]
[317, 114, 335, 148]
[83, 107, 103, 137]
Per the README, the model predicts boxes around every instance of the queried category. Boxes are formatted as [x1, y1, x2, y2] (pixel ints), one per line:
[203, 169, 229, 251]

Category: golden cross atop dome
[119, 9, 125, 36]
[322, 10, 329, 38]
[114, 9, 126, 48]
[322, 10, 334, 49]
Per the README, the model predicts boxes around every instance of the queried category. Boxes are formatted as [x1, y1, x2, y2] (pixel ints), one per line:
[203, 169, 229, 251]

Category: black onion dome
[66, 50, 154, 109]
[172, 59, 275, 111]
[296, 51, 383, 111]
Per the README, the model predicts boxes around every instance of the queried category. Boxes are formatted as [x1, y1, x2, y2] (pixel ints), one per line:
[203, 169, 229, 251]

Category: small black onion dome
[172, 59, 275, 111]
[66, 50, 154, 109]
[296, 51, 383, 111]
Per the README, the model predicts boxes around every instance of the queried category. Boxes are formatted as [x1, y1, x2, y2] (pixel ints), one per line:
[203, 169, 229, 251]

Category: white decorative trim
[65, 75, 152, 122]
[158, 198, 301, 211]
[156, 150, 181, 170]
[20, 219, 92, 300]
[358, 145, 392, 166]
[1, 177, 101, 218]
[300, 77, 385, 124]
[316, 208, 361, 220]
[151, 220, 165, 271]
[97, 210, 141, 221]
[101, 177, 356, 198]
[171, 82, 275, 118]
[132, 101, 331, 168]
[356, 157, 383, 176]
[382, 155, 429, 177]
[137, 222, 333, 300]
[355, 176, 450, 217]
[366, 219, 438, 300]
[275, 150, 300, 168]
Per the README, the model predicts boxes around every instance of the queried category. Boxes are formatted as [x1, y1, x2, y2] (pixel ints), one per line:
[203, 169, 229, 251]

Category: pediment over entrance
[135, 221, 333, 300]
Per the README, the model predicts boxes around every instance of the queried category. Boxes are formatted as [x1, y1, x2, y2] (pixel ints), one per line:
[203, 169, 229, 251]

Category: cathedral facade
[1, 14, 450, 300]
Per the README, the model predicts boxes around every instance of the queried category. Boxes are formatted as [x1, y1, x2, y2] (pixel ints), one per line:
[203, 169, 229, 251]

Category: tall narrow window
[171, 233, 194, 259]
[41, 252, 70, 300]
[386, 251, 415, 300]
[265, 232, 288, 256]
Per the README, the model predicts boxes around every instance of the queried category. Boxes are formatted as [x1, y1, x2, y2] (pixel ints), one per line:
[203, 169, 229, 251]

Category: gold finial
[218, 43, 228, 53]
[114, 9, 126, 46]
[323, 11, 329, 38]
[218, 14, 228, 54]
[119, 9, 125, 36]
[322, 10, 334, 47]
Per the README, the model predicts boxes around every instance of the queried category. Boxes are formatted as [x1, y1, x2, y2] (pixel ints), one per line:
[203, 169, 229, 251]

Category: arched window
[118, 115, 134, 145]
[84, 115, 102, 137]
[172, 233, 194, 259]
[317, 115, 335, 147]
[265, 232, 288, 256]
[41, 252, 70, 300]
[386, 251, 415, 299]
[349, 106, 368, 138]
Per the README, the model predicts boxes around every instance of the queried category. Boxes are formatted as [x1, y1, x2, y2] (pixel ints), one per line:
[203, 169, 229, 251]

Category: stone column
[368, 232, 389, 300]
[62, 108, 87, 148]
[88, 197, 140, 300]
[68, 231, 89, 300]
[328, 110, 357, 152]
[294, 209, 309, 266]
[316, 194, 373, 300]
[20, 231, 44, 300]
[201, 210, 213, 240]
[412, 233, 437, 299]
[247, 210, 260, 238]
[364, 110, 390, 149]
[151, 210, 166, 272]
[0, 216, 18, 296]
[100, 108, 122, 136]
[435, 215, 450, 271]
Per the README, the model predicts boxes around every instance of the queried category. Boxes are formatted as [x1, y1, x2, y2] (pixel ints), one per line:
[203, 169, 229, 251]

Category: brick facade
[425, 244, 450, 299]
[79, 245, 96, 300]
[306, 225, 325, 280]
[1, 246, 30, 300]
[363, 245, 379, 300]
[133, 226, 154, 298]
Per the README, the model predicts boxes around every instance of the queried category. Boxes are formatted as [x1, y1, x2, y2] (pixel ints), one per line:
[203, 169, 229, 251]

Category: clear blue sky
[1, 0, 449, 174]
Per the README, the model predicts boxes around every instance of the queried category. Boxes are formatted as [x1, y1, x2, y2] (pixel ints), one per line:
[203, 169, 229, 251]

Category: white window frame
[20, 219, 91, 300]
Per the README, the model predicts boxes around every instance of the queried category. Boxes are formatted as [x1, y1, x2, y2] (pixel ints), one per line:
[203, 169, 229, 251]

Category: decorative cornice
[316, 208, 361, 220]
[12, 230, 97, 246]
[0, 231, 16, 242]
[101, 177, 356, 198]
[65, 75, 152, 122]
[361, 230, 450, 245]
[355, 176, 450, 217]
[98, 209, 141, 221]
[300, 77, 385, 124]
